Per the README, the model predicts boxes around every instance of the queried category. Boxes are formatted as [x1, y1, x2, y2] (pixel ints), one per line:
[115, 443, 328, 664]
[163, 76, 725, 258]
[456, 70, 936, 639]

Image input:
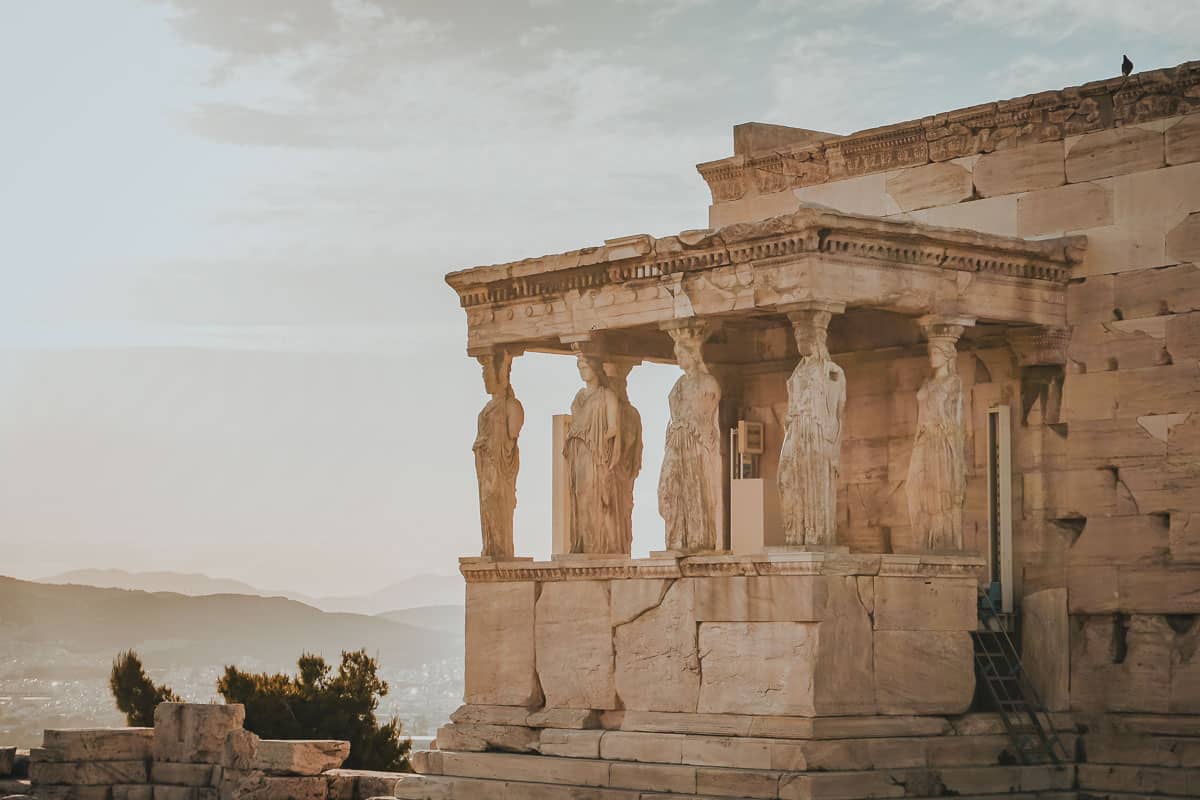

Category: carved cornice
[445, 208, 1083, 310]
[459, 552, 986, 583]
[697, 60, 1200, 202]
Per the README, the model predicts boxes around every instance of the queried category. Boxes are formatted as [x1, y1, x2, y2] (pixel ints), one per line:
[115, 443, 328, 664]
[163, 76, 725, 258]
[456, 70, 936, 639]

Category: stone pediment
[445, 207, 1083, 355]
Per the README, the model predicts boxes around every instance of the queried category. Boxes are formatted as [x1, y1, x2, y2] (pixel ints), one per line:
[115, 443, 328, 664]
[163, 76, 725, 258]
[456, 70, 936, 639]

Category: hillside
[34, 569, 464, 615]
[375, 604, 464, 634]
[0, 575, 460, 679]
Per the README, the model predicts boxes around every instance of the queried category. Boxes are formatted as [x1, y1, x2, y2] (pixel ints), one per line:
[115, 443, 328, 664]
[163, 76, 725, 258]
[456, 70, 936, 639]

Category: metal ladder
[971, 590, 1072, 766]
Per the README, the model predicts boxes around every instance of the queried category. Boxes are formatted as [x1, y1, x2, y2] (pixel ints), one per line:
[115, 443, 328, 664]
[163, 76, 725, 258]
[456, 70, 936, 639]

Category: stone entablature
[446, 208, 1082, 353]
[696, 60, 1200, 203]
[460, 552, 985, 583]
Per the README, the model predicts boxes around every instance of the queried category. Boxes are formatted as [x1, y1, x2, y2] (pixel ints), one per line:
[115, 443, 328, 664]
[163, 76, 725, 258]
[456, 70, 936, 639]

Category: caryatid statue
[473, 350, 524, 559]
[778, 305, 846, 547]
[603, 359, 643, 556]
[563, 354, 622, 554]
[658, 322, 722, 553]
[907, 317, 972, 552]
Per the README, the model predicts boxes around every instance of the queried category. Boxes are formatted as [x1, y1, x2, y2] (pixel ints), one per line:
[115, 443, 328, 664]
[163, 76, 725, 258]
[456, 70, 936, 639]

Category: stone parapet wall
[698, 60, 1200, 205]
[22, 703, 366, 800]
[463, 555, 984, 721]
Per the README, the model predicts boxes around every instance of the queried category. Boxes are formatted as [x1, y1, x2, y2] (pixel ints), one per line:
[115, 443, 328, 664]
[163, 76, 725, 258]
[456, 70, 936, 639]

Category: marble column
[778, 302, 846, 548]
[472, 349, 524, 559]
[658, 319, 723, 554]
[907, 315, 974, 553]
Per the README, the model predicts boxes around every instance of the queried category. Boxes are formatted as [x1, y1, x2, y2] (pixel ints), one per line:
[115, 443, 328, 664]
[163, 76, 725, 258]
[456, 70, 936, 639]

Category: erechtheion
[401, 61, 1200, 799]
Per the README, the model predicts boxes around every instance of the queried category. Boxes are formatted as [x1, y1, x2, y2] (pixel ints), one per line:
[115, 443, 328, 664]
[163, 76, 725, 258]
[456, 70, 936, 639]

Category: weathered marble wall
[706, 92, 1200, 716]
[462, 556, 980, 720]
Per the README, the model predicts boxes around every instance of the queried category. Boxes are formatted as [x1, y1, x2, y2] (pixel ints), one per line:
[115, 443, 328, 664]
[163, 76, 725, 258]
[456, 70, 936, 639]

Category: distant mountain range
[375, 604, 463, 635]
[1, 575, 462, 678]
[38, 568, 465, 616]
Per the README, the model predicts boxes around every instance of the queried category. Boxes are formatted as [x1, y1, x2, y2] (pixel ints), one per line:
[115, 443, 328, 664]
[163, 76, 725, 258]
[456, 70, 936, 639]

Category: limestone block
[1018, 180, 1113, 237]
[1167, 213, 1200, 266]
[940, 763, 1073, 794]
[325, 768, 403, 800]
[1119, 568, 1200, 613]
[599, 731, 683, 764]
[609, 761, 695, 794]
[535, 581, 616, 710]
[697, 622, 817, 716]
[221, 729, 258, 771]
[975, 140, 1066, 197]
[616, 710, 753, 737]
[1171, 512, 1200, 562]
[250, 740, 348, 776]
[218, 773, 327, 800]
[608, 579, 669, 627]
[33, 788, 115, 800]
[874, 630, 974, 714]
[1085, 733, 1193, 767]
[435, 724, 537, 754]
[437, 751, 609, 787]
[872, 577, 975, 631]
[448, 705, 529, 727]
[0, 746, 14, 777]
[410, 750, 443, 775]
[30, 760, 149, 785]
[682, 735, 771, 769]
[1117, 460, 1200, 516]
[1167, 113, 1200, 166]
[696, 766, 781, 799]
[1067, 126, 1165, 182]
[1068, 274, 1116, 326]
[692, 575, 825, 622]
[537, 729, 603, 759]
[613, 579, 699, 712]
[152, 788, 217, 800]
[885, 161, 972, 212]
[779, 769, 906, 800]
[793, 172, 899, 217]
[813, 576, 876, 716]
[1079, 763, 1195, 796]
[908, 194, 1018, 237]
[1115, 263, 1200, 319]
[464, 581, 541, 707]
[524, 708, 601, 730]
[1067, 513, 1171, 566]
[153, 704, 245, 764]
[113, 787, 154, 800]
[40, 729, 154, 762]
[151, 762, 220, 786]
[1060, 371, 1118, 421]
[1062, 418, 1165, 468]
[1166, 311, 1200, 364]
[1020, 589, 1069, 712]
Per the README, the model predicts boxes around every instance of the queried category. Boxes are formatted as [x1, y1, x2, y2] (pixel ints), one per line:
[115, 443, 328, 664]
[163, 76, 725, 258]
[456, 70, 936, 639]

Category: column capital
[467, 343, 525, 359]
[778, 300, 847, 317]
[917, 315, 975, 341]
[659, 317, 719, 339]
[1007, 325, 1070, 367]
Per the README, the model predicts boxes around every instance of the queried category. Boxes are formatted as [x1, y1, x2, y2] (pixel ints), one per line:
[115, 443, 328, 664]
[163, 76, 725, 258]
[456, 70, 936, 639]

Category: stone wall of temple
[703, 71, 1200, 719]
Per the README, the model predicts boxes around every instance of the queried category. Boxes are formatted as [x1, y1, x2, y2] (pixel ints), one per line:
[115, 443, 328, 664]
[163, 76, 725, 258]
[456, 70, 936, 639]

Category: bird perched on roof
[1122, 55, 1133, 77]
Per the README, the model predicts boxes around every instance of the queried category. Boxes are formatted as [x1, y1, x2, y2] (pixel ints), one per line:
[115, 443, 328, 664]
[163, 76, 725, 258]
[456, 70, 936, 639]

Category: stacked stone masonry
[24, 704, 366, 800]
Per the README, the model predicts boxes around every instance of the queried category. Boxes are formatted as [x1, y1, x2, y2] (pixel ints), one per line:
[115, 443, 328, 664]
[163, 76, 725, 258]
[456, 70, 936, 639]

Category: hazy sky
[2, 1, 1197, 596]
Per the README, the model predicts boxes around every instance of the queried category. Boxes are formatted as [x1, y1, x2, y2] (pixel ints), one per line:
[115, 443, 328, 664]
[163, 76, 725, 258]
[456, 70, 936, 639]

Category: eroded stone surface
[875, 630, 974, 714]
[1067, 126, 1165, 182]
[1021, 588, 1070, 711]
[698, 622, 817, 716]
[885, 161, 973, 212]
[40, 729, 154, 763]
[153, 704, 245, 764]
[614, 579, 699, 712]
[974, 140, 1065, 197]
[464, 581, 541, 707]
[536, 581, 616, 710]
[814, 576, 876, 715]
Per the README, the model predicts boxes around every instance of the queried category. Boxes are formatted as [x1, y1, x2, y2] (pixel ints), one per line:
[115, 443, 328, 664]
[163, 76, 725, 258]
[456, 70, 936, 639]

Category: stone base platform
[393, 711, 1079, 799]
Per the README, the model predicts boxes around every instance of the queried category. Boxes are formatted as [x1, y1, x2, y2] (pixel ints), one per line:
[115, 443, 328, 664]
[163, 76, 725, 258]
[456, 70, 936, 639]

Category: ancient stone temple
[397, 60, 1200, 799]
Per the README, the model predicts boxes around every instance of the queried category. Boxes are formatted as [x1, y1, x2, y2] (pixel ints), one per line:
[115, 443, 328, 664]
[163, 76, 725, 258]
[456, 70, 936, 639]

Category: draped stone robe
[906, 373, 966, 551]
[564, 385, 622, 554]
[658, 371, 722, 552]
[779, 355, 846, 546]
[473, 391, 521, 558]
[609, 397, 642, 555]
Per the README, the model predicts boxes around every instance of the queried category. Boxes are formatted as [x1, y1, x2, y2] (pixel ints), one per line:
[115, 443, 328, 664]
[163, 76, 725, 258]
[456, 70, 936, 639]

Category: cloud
[913, 0, 1200, 42]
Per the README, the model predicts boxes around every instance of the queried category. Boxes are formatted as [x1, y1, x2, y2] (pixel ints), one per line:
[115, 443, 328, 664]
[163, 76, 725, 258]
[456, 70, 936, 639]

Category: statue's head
[793, 325, 829, 360]
[669, 326, 707, 374]
[577, 354, 602, 386]
[602, 360, 633, 398]
[929, 337, 957, 373]
[480, 351, 512, 395]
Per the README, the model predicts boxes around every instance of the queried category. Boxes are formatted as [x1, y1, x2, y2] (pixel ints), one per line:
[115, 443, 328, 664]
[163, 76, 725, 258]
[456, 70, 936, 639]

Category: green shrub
[109, 650, 180, 726]
[217, 649, 411, 771]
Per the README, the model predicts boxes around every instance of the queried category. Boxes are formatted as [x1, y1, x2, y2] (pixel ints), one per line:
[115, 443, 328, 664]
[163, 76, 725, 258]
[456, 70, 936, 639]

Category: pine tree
[109, 650, 181, 726]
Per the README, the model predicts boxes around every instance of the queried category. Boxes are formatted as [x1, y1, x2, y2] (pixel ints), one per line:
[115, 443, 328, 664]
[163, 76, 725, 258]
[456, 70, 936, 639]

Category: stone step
[1078, 764, 1200, 797]
[436, 724, 1077, 771]
[390, 772, 1079, 799]
[1082, 734, 1200, 767]
[414, 749, 1075, 798]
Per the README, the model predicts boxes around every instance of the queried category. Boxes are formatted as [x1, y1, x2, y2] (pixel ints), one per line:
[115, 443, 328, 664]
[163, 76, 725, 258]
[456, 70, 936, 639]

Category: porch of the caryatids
[657, 319, 723, 555]
[472, 348, 524, 559]
[906, 315, 975, 553]
[778, 302, 846, 549]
